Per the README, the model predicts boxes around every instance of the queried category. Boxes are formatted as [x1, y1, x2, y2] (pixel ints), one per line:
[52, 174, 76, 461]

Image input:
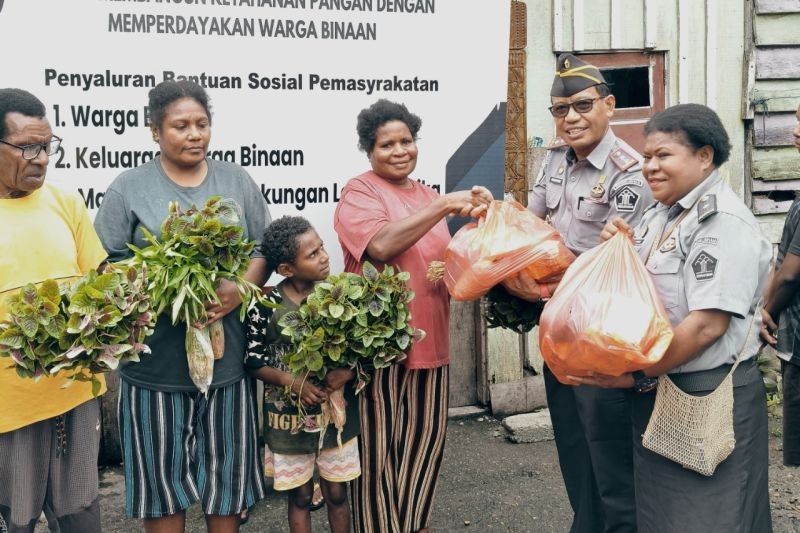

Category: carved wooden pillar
[505, 1, 528, 206]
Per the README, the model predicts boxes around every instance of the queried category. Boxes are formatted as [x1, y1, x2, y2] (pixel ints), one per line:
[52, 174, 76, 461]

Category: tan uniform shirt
[529, 129, 652, 255]
[633, 171, 770, 373]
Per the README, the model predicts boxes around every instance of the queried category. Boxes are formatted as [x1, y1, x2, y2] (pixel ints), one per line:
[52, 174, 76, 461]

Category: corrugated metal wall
[524, 0, 747, 200]
[745, 0, 800, 241]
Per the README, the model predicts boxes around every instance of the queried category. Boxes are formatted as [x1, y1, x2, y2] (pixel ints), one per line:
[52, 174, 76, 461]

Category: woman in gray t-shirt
[94, 80, 269, 530]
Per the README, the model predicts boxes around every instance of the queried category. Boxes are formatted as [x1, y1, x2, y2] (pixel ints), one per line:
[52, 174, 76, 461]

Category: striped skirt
[351, 364, 449, 533]
[118, 377, 266, 519]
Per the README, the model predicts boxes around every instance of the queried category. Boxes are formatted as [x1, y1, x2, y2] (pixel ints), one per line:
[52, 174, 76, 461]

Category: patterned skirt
[350, 364, 449, 533]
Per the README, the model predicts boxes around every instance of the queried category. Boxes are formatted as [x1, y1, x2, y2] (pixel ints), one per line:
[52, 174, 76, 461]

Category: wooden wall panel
[679, 0, 708, 103]
[755, 13, 800, 45]
[756, 47, 800, 79]
[753, 80, 800, 112]
[617, 0, 645, 49]
[752, 112, 800, 147]
[756, 0, 800, 14]
[581, 0, 612, 50]
[752, 147, 800, 180]
[448, 301, 479, 407]
[553, 0, 574, 51]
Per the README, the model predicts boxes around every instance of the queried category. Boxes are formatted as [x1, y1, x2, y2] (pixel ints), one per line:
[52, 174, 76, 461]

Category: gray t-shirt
[94, 156, 270, 392]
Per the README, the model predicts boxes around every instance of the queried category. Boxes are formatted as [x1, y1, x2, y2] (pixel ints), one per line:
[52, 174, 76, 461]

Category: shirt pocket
[574, 200, 611, 223]
[545, 181, 563, 210]
[646, 254, 683, 310]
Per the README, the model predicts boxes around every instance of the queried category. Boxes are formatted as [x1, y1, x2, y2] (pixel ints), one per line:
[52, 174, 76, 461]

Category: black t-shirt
[245, 284, 360, 454]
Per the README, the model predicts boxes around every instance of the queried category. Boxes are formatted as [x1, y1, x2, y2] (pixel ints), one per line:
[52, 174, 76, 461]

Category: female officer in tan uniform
[574, 104, 773, 532]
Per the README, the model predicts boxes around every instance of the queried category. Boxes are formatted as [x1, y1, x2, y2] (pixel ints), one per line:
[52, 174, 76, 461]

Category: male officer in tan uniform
[508, 54, 652, 533]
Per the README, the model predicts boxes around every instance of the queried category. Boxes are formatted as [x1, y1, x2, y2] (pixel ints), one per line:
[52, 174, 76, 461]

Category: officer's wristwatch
[631, 370, 658, 393]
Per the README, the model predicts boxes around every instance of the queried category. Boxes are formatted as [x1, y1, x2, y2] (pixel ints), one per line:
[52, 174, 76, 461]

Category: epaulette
[547, 137, 568, 150]
[697, 194, 718, 222]
[610, 147, 640, 171]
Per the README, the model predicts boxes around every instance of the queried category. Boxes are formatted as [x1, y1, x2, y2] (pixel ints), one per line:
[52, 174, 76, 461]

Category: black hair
[261, 216, 314, 272]
[148, 80, 212, 130]
[0, 88, 46, 140]
[356, 99, 422, 153]
[595, 83, 611, 98]
[644, 103, 731, 166]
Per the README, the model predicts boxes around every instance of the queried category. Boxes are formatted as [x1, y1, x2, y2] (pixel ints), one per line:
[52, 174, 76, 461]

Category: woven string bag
[641, 305, 760, 476]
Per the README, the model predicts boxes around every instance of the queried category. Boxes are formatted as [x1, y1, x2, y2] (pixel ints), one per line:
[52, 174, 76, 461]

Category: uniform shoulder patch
[614, 185, 640, 212]
[692, 251, 718, 281]
[610, 147, 640, 171]
[697, 194, 718, 222]
[547, 137, 568, 150]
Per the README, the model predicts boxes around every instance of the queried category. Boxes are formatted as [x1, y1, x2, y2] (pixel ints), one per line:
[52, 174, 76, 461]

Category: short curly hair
[0, 88, 46, 140]
[644, 104, 731, 166]
[261, 216, 314, 272]
[356, 99, 422, 153]
[148, 80, 212, 130]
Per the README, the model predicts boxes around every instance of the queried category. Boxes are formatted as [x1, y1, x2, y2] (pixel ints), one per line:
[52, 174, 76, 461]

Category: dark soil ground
[71, 409, 799, 533]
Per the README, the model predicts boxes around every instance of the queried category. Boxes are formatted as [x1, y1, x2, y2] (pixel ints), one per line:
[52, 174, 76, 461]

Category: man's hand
[760, 308, 778, 346]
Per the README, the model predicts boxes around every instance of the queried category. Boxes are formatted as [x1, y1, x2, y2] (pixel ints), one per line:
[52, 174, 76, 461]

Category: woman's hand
[566, 372, 635, 389]
[324, 368, 355, 392]
[760, 308, 778, 346]
[204, 279, 242, 326]
[443, 186, 494, 218]
[600, 217, 633, 242]
[292, 378, 328, 407]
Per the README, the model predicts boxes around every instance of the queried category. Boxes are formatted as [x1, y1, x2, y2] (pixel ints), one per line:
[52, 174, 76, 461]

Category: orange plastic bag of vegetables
[440, 200, 574, 301]
[539, 232, 673, 384]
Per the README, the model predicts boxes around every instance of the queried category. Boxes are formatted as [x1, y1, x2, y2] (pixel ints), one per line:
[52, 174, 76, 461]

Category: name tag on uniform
[549, 176, 563, 185]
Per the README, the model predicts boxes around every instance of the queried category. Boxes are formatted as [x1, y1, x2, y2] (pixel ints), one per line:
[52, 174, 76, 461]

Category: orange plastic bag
[441, 200, 575, 301]
[539, 232, 673, 384]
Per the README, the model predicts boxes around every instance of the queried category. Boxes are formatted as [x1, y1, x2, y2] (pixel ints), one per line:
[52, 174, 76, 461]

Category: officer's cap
[550, 53, 608, 97]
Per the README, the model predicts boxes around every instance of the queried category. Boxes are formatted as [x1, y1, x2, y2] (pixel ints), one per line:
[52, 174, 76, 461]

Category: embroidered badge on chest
[692, 251, 718, 281]
[659, 237, 676, 253]
[614, 185, 640, 212]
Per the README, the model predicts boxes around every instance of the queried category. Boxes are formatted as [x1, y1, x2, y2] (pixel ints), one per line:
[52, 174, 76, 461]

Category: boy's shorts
[265, 437, 361, 491]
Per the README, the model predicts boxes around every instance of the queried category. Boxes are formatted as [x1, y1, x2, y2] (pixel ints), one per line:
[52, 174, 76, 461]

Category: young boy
[245, 216, 360, 533]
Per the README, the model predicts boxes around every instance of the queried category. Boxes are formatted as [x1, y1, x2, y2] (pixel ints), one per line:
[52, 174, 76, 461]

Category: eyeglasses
[0, 135, 62, 160]
[548, 98, 601, 118]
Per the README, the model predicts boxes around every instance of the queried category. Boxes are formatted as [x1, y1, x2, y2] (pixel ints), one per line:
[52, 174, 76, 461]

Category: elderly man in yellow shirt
[0, 89, 107, 533]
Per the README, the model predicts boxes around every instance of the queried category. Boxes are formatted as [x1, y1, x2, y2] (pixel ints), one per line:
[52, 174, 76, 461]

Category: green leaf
[17, 316, 38, 338]
[328, 303, 344, 319]
[362, 262, 379, 282]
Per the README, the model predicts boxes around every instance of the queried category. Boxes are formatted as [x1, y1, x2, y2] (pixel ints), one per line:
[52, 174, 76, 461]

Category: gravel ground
[35, 410, 798, 532]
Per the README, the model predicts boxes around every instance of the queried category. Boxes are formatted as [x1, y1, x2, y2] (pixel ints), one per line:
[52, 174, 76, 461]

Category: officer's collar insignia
[697, 195, 718, 222]
[610, 147, 640, 171]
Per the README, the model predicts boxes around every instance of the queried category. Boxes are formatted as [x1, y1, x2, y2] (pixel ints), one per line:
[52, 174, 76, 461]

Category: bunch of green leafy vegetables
[279, 262, 424, 395]
[128, 196, 262, 325]
[484, 284, 545, 334]
[126, 196, 267, 393]
[0, 265, 155, 395]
